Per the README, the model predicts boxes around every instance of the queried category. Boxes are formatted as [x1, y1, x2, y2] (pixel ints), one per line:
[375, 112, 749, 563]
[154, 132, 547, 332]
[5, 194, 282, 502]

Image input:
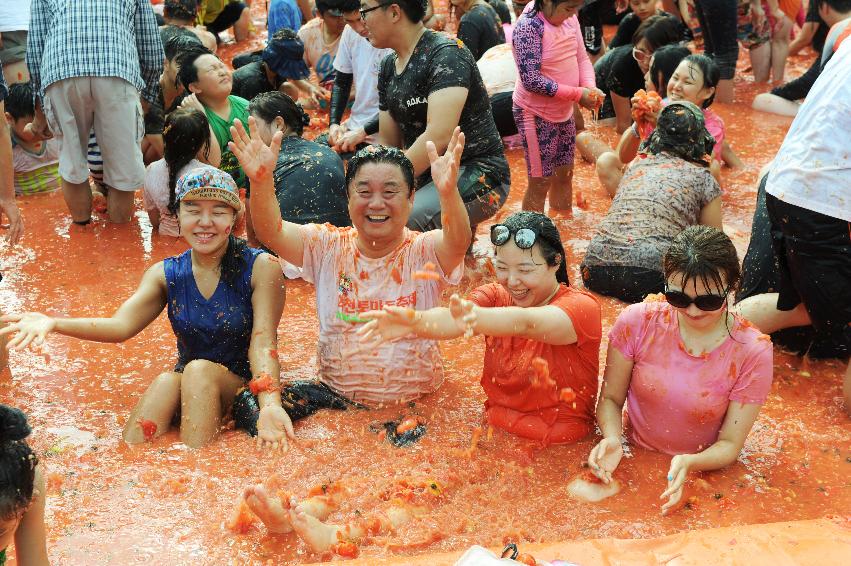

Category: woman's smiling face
[493, 240, 560, 307]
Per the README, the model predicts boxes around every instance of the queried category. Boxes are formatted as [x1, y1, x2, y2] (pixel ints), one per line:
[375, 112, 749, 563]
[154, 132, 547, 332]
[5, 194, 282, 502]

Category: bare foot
[288, 498, 343, 553]
[243, 484, 293, 533]
[567, 472, 621, 503]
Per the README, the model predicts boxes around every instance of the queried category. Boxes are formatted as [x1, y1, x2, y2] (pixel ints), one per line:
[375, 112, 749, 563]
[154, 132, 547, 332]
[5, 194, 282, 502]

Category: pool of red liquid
[1, 5, 849, 565]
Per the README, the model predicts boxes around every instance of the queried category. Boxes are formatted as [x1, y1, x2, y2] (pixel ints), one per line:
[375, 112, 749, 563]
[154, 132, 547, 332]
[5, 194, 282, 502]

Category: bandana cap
[641, 101, 716, 164]
[175, 166, 242, 211]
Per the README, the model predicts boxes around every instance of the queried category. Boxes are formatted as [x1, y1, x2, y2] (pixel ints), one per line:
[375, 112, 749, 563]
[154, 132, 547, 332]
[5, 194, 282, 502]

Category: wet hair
[530, 0, 582, 16]
[345, 145, 416, 196]
[271, 27, 300, 42]
[384, 0, 428, 22]
[5, 83, 34, 120]
[176, 45, 216, 91]
[164, 0, 198, 21]
[497, 211, 569, 285]
[679, 53, 720, 108]
[632, 13, 684, 50]
[248, 91, 311, 137]
[317, 0, 360, 14]
[165, 109, 212, 215]
[163, 30, 203, 63]
[823, 0, 851, 12]
[641, 101, 715, 166]
[648, 45, 691, 93]
[663, 226, 741, 295]
[0, 405, 38, 522]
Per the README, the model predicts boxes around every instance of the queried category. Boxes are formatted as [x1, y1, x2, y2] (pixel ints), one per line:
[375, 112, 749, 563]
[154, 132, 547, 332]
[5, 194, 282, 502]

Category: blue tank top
[165, 245, 263, 380]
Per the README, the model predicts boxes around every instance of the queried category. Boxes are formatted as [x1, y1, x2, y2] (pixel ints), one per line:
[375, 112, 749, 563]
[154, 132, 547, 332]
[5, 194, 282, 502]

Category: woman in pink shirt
[511, 0, 603, 213]
[587, 226, 773, 514]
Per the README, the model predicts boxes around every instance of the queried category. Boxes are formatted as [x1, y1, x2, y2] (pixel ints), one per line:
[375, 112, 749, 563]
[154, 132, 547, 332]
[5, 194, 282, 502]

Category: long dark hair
[165, 108, 212, 215]
[663, 226, 741, 294]
[632, 13, 683, 49]
[499, 211, 569, 285]
[248, 91, 311, 137]
[0, 405, 37, 521]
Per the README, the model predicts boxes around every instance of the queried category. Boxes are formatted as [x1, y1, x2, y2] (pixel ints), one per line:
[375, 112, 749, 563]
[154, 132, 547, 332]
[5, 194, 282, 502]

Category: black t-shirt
[458, 4, 506, 61]
[806, 0, 829, 54]
[595, 44, 645, 98]
[232, 61, 276, 102]
[273, 136, 351, 227]
[487, 0, 512, 25]
[378, 30, 509, 188]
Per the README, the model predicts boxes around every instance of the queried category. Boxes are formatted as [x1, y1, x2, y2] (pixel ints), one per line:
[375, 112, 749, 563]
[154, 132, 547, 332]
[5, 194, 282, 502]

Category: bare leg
[733, 293, 812, 334]
[179, 359, 244, 448]
[233, 7, 252, 42]
[720, 141, 744, 169]
[844, 362, 851, 417]
[289, 498, 416, 553]
[770, 17, 793, 83]
[750, 42, 772, 83]
[123, 372, 182, 444]
[576, 131, 612, 164]
[63, 179, 94, 223]
[2, 60, 29, 84]
[522, 176, 550, 213]
[549, 164, 573, 212]
[244, 483, 343, 533]
[595, 151, 624, 198]
[141, 134, 164, 165]
[107, 188, 136, 224]
[0, 310, 8, 372]
[715, 79, 734, 104]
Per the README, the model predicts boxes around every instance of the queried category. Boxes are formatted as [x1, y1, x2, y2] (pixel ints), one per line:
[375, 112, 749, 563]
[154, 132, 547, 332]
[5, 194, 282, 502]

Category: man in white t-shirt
[736, 38, 851, 415]
[0, 0, 31, 83]
[327, 8, 393, 153]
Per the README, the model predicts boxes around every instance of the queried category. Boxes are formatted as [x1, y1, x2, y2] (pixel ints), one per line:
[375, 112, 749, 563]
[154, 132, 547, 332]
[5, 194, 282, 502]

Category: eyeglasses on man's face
[359, 1, 394, 20]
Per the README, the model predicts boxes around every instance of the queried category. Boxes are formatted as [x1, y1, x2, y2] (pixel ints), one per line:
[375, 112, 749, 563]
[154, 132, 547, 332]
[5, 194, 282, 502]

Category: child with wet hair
[3, 82, 61, 196]
[0, 405, 49, 565]
[511, 0, 604, 212]
[587, 226, 773, 515]
[144, 108, 222, 236]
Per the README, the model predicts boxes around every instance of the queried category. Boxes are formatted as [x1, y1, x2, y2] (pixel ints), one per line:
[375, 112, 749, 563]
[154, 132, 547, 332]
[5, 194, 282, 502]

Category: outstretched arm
[428, 127, 472, 275]
[0, 263, 168, 347]
[229, 117, 305, 267]
[359, 294, 578, 345]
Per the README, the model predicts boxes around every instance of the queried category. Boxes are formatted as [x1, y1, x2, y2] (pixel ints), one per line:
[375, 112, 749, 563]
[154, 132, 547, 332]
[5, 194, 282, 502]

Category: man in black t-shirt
[362, 0, 510, 232]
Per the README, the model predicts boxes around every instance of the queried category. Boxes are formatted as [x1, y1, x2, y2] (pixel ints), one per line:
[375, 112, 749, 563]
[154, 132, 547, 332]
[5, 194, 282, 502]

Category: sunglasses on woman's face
[664, 286, 729, 311]
[632, 47, 651, 63]
[490, 225, 538, 249]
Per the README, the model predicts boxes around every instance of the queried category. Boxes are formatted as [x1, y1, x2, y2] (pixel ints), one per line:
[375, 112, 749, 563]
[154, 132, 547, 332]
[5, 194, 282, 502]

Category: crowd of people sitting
[0, 0, 849, 562]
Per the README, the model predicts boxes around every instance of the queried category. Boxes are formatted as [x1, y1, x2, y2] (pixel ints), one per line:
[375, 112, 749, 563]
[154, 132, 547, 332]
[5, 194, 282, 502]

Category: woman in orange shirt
[359, 211, 603, 445]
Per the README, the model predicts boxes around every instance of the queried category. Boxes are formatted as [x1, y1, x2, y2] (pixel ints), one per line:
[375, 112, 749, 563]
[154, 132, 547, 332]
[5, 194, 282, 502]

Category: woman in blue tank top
[0, 166, 293, 449]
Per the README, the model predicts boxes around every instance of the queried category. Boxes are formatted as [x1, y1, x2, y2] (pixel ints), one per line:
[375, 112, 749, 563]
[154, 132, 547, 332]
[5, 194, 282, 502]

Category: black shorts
[766, 193, 851, 357]
[206, 1, 247, 35]
[231, 380, 364, 436]
[581, 263, 665, 304]
[490, 91, 518, 137]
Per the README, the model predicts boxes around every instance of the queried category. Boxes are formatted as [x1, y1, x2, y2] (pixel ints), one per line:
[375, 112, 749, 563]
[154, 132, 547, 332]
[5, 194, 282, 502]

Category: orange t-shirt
[469, 283, 602, 445]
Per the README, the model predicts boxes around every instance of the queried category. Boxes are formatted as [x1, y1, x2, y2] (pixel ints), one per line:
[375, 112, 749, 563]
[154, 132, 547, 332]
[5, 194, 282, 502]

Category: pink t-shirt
[512, 8, 595, 123]
[298, 224, 462, 405]
[609, 300, 773, 455]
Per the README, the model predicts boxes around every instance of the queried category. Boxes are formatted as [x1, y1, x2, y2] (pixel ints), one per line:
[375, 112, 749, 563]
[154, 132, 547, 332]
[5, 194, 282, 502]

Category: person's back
[274, 136, 350, 226]
[457, 2, 506, 61]
[269, 0, 303, 34]
[584, 153, 719, 270]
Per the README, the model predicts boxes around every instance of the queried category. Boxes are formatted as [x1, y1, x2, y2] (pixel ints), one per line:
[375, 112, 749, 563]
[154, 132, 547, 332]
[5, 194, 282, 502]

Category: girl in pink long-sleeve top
[511, 0, 604, 213]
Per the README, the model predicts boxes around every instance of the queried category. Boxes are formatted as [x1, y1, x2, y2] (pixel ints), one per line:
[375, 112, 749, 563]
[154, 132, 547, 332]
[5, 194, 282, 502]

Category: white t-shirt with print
[143, 158, 205, 237]
[766, 39, 851, 222]
[298, 223, 463, 405]
[333, 25, 392, 135]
